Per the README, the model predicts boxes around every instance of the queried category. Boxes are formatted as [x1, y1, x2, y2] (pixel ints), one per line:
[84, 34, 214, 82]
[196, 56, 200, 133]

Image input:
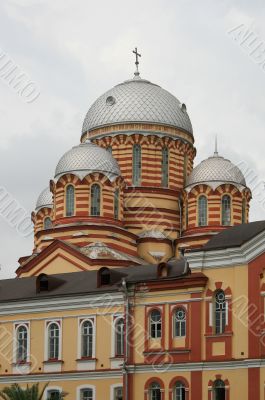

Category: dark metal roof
[0, 260, 193, 303]
[202, 221, 265, 251]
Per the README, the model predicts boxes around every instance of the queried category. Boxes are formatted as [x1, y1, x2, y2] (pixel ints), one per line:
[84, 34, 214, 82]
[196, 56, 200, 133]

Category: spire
[132, 47, 141, 77]
[214, 135, 219, 157]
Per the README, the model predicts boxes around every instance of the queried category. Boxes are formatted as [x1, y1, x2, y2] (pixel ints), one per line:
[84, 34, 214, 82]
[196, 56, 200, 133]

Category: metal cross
[133, 47, 141, 75]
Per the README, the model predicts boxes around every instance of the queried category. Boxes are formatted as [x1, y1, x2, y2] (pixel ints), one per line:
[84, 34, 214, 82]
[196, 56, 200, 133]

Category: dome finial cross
[214, 135, 219, 157]
[132, 47, 141, 76]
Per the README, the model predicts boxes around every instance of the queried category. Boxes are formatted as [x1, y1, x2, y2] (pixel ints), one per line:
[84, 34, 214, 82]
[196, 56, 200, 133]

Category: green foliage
[0, 383, 67, 400]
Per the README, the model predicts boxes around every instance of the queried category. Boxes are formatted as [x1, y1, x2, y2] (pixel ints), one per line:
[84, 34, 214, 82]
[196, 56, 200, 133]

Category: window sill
[43, 360, 63, 373]
[205, 332, 233, 338]
[76, 358, 96, 371]
[43, 359, 64, 364]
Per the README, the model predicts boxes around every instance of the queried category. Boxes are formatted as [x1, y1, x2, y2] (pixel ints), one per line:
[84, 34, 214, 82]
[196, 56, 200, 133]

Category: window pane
[175, 381, 186, 400]
[115, 319, 124, 356]
[66, 185, 75, 217]
[114, 387, 123, 400]
[17, 326, 28, 362]
[48, 323, 59, 359]
[81, 388, 93, 400]
[222, 195, 231, 226]
[114, 189, 119, 219]
[81, 320, 93, 358]
[47, 390, 60, 400]
[91, 184, 101, 216]
[150, 310, 162, 339]
[198, 196, 207, 226]
[150, 383, 161, 400]
[174, 308, 186, 337]
[133, 144, 141, 185]
[44, 217, 53, 230]
[242, 199, 246, 223]
[161, 147, 169, 187]
[214, 291, 226, 334]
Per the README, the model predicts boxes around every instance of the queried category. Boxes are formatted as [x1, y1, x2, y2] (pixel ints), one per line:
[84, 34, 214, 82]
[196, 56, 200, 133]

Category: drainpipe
[121, 278, 129, 400]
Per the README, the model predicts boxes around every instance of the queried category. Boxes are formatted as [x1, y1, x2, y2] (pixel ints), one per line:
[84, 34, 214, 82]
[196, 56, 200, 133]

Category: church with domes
[0, 54, 264, 400]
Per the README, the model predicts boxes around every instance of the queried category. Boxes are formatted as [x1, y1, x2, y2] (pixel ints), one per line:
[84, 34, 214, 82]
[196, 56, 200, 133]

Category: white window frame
[77, 316, 96, 359]
[111, 314, 123, 358]
[13, 322, 30, 364]
[44, 320, 62, 361]
[173, 306, 187, 338]
[76, 384, 96, 400]
[110, 384, 123, 400]
[44, 386, 63, 400]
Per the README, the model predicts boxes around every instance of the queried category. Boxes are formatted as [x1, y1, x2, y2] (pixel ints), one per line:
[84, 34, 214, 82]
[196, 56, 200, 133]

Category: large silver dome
[36, 187, 53, 212]
[186, 153, 247, 189]
[55, 140, 121, 182]
[82, 75, 193, 135]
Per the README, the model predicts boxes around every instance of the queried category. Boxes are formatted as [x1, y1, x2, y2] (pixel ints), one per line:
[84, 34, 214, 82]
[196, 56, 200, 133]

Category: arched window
[161, 147, 169, 187]
[213, 379, 225, 400]
[221, 195, 231, 226]
[48, 322, 60, 360]
[16, 325, 28, 362]
[132, 144, 141, 186]
[47, 390, 61, 400]
[185, 201, 189, 229]
[149, 382, 161, 400]
[91, 184, 101, 216]
[150, 310, 162, 339]
[80, 388, 93, 400]
[214, 290, 226, 335]
[198, 195, 207, 226]
[81, 320, 93, 358]
[44, 216, 53, 230]
[106, 146, 112, 154]
[113, 387, 123, 400]
[183, 154, 188, 184]
[114, 189, 119, 220]
[242, 198, 246, 223]
[115, 318, 124, 356]
[174, 308, 186, 337]
[175, 381, 186, 400]
[66, 185, 75, 217]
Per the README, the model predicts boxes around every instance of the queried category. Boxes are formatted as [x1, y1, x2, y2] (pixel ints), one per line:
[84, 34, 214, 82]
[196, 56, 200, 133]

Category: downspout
[121, 278, 129, 400]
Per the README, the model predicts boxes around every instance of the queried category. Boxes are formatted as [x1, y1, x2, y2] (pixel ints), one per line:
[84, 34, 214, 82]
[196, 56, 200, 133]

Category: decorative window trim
[77, 316, 96, 359]
[44, 386, 63, 400]
[110, 383, 123, 400]
[111, 314, 123, 358]
[65, 184, 75, 217]
[198, 195, 208, 227]
[144, 377, 165, 400]
[13, 322, 30, 364]
[221, 194, 232, 226]
[169, 376, 190, 400]
[44, 320, 62, 361]
[76, 384, 96, 400]
[90, 183, 101, 216]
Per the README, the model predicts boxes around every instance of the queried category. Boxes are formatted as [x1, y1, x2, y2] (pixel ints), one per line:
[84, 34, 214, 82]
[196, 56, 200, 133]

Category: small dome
[36, 187, 53, 211]
[55, 140, 121, 181]
[82, 75, 193, 136]
[186, 153, 247, 189]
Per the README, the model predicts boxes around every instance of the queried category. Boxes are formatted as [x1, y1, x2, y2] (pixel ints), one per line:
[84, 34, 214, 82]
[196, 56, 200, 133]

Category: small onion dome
[138, 229, 168, 239]
[185, 151, 247, 191]
[82, 75, 193, 136]
[36, 187, 53, 212]
[54, 140, 121, 182]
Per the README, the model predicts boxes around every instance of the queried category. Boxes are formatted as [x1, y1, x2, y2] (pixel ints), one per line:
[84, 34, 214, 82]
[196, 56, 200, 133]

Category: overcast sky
[0, 0, 265, 279]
